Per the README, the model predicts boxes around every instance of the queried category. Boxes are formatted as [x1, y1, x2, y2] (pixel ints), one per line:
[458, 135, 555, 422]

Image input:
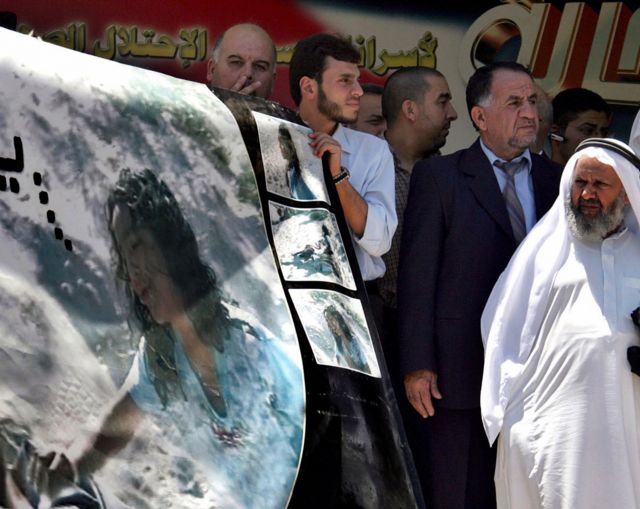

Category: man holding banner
[289, 33, 397, 295]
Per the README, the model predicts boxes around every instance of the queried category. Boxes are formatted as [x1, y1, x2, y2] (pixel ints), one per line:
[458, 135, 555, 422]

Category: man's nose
[448, 103, 458, 121]
[521, 102, 536, 119]
[242, 62, 254, 79]
[352, 81, 363, 97]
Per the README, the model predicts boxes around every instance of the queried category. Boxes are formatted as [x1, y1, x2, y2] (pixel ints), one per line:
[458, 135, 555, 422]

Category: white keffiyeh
[631, 109, 640, 156]
[480, 138, 640, 445]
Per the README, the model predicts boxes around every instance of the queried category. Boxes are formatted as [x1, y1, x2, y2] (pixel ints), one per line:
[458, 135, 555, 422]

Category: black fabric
[628, 346, 640, 376]
[397, 140, 561, 408]
[402, 406, 496, 509]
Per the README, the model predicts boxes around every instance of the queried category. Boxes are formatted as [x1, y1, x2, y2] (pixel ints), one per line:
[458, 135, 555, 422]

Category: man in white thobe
[631, 108, 640, 155]
[481, 138, 640, 509]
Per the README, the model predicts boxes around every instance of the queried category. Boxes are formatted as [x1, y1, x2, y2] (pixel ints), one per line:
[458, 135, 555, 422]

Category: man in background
[206, 23, 276, 99]
[550, 87, 611, 166]
[377, 66, 457, 390]
[530, 83, 552, 156]
[397, 61, 560, 509]
[351, 83, 386, 137]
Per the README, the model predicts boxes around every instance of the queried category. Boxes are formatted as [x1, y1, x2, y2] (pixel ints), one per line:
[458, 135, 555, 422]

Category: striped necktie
[495, 159, 526, 243]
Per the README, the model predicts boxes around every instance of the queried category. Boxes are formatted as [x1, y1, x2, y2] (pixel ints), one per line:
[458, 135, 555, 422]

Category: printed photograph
[253, 112, 330, 203]
[0, 29, 304, 509]
[270, 202, 356, 290]
[289, 289, 381, 377]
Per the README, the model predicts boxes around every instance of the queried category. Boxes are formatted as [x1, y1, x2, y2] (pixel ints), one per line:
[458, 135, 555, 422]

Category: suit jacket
[397, 139, 561, 409]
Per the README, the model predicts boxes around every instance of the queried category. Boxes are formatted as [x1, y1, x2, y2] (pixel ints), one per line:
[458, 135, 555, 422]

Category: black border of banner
[214, 87, 425, 509]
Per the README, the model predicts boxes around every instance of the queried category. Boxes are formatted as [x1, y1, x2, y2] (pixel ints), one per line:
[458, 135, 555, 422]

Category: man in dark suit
[396, 61, 561, 509]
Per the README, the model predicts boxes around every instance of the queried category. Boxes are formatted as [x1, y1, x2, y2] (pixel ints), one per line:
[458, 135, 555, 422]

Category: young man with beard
[289, 34, 397, 296]
[481, 138, 640, 508]
[397, 61, 561, 509]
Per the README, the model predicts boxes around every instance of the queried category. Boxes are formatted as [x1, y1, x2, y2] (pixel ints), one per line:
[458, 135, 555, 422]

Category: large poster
[0, 28, 420, 508]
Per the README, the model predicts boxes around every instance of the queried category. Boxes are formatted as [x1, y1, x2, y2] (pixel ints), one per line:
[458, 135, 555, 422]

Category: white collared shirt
[333, 125, 397, 281]
[480, 140, 537, 232]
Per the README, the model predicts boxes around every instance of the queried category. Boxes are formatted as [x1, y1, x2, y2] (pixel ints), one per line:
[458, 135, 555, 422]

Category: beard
[317, 85, 357, 124]
[566, 192, 627, 242]
[507, 125, 537, 150]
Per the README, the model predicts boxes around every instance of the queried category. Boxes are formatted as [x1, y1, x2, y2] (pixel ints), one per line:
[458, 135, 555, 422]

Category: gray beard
[566, 193, 626, 242]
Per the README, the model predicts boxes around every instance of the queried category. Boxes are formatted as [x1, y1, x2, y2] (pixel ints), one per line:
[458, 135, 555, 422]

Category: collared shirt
[333, 125, 397, 281]
[480, 140, 536, 232]
[378, 160, 411, 308]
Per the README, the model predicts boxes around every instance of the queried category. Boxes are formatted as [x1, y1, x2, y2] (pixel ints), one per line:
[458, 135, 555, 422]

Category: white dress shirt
[333, 125, 397, 281]
[480, 140, 536, 232]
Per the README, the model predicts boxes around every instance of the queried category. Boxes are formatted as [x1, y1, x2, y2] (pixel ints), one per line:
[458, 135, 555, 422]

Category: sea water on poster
[252, 112, 380, 378]
[0, 28, 304, 509]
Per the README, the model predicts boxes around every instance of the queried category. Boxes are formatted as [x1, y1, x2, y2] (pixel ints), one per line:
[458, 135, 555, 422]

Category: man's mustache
[579, 198, 601, 207]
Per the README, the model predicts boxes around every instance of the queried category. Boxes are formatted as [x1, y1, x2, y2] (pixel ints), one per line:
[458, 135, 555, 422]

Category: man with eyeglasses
[550, 87, 612, 166]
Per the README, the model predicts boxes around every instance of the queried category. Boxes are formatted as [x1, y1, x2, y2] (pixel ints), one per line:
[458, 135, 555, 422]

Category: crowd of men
[0, 10, 633, 506]
[206, 22, 640, 509]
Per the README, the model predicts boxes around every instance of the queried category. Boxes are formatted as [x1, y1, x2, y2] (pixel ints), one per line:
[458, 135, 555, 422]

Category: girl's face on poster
[111, 204, 185, 325]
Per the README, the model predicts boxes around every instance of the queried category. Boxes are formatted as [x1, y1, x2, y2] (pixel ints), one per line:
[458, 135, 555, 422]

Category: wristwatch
[332, 166, 350, 185]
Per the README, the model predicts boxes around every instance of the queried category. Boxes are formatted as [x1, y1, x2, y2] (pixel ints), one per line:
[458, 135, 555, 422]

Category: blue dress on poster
[288, 163, 315, 201]
[126, 303, 303, 509]
[279, 124, 315, 201]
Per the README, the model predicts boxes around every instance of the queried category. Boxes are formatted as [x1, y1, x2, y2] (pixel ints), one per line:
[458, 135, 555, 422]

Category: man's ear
[299, 76, 316, 101]
[470, 105, 488, 131]
[401, 99, 417, 122]
[206, 58, 215, 83]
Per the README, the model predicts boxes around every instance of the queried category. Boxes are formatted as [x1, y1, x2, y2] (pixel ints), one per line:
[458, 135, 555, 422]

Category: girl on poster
[12, 169, 304, 509]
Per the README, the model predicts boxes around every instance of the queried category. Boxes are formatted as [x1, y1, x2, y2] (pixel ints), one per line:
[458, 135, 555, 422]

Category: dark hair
[382, 67, 444, 127]
[551, 88, 611, 128]
[278, 124, 298, 167]
[323, 305, 352, 343]
[465, 61, 533, 128]
[107, 169, 229, 406]
[0, 12, 17, 31]
[107, 169, 215, 330]
[361, 83, 383, 96]
[289, 33, 360, 106]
